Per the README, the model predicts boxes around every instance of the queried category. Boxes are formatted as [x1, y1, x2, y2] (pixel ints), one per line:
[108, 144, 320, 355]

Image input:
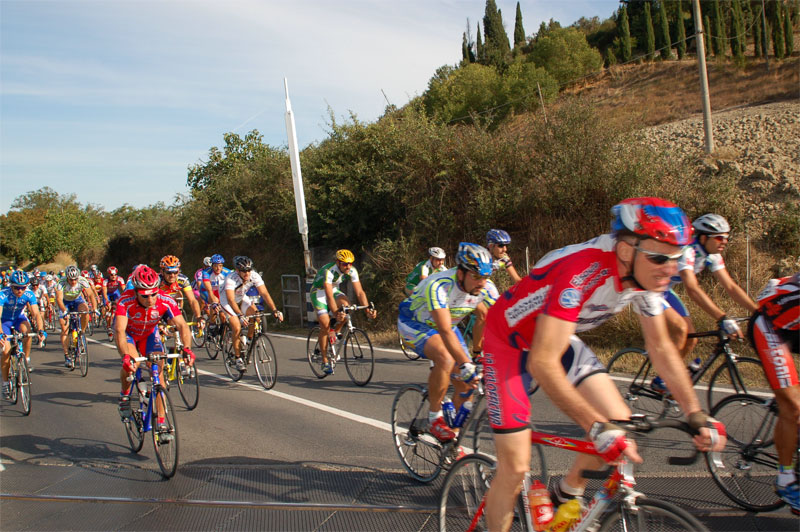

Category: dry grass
[37, 252, 76, 273]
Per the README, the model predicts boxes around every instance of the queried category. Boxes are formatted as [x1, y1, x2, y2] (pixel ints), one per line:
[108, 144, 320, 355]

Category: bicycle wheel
[399, 330, 420, 361]
[707, 356, 770, 410]
[191, 320, 206, 348]
[77, 334, 89, 377]
[252, 334, 278, 390]
[222, 329, 244, 382]
[177, 356, 200, 410]
[439, 453, 527, 532]
[86, 316, 94, 336]
[204, 318, 222, 359]
[606, 348, 668, 418]
[8, 356, 19, 404]
[598, 497, 708, 531]
[306, 327, 328, 379]
[152, 388, 179, 478]
[18, 356, 31, 415]
[344, 328, 374, 386]
[707, 393, 783, 512]
[124, 381, 145, 453]
[392, 384, 444, 482]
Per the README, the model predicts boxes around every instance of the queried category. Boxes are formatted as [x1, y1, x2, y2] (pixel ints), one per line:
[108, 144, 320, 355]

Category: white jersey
[668, 239, 725, 289]
[220, 271, 265, 305]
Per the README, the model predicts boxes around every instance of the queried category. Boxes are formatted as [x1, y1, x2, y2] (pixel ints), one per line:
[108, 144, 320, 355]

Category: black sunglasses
[635, 246, 685, 265]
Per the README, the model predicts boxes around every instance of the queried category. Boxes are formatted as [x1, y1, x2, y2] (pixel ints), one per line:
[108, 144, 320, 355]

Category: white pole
[691, 0, 715, 154]
[284, 78, 313, 276]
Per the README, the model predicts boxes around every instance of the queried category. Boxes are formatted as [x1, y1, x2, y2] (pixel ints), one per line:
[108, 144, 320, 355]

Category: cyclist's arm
[324, 282, 339, 313]
[29, 303, 44, 333]
[351, 280, 376, 317]
[183, 286, 202, 320]
[713, 268, 758, 313]
[224, 288, 244, 317]
[679, 269, 725, 320]
[470, 302, 489, 354]
[255, 284, 279, 315]
[114, 314, 129, 358]
[167, 313, 192, 350]
[505, 263, 522, 284]
[431, 307, 471, 366]
[56, 290, 66, 313]
[203, 280, 219, 304]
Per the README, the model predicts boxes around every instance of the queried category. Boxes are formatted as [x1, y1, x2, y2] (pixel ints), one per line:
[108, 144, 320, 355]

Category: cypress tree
[619, 5, 632, 62]
[462, 32, 470, 63]
[704, 14, 713, 56]
[476, 23, 485, 63]
[483, 0, 511, 68]
[658, 1, 673, 59]
[606, 47, 618, 67]
[676, 0, 687, 59]
[645, 2, 656, 60]
[784, 3, 794, 57]
[730, 0, 745, 62]
[513, 2, 526, 49]
[712, 0, 725, 56]
[772, 2, 785, 59]
[753, 2, 763, 58]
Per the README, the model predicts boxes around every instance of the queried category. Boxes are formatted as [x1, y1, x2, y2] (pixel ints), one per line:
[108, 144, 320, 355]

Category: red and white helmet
[131, 265, 160, 294]
[107, 266, 118, 276]
[611, 197, 692, 247]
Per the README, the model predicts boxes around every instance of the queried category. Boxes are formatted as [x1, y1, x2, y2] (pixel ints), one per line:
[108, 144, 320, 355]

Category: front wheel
[399, 330, 419, 361]
[306, 327, 327, 379]
[8, 357, 19, 404]
[152, 388, 179, 478]
[177, 356, 200, 410]
[598, 497, 709, 531]
[18, 356, 31, 415]
[222, 330, 244, 382]
[706, 357, 770, 410]
[253, 334, 278, 390]
[191, 320, 206, 348]
[344, 328, 374, 386]
[391, 385, 443, 482]
[706, 393, 783, 512]
[124, 381, 145, 453]
[606, 347, 667, 418]
[204, 317, 222, 359]
[77, 334, 89, 377]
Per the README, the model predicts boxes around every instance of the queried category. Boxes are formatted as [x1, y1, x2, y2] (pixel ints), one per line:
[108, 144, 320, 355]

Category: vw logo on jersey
[559, 288, 581, 309]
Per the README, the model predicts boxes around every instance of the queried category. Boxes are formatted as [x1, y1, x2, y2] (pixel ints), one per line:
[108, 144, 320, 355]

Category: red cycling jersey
[115, 289, 180, 338]
[106, 276, 125, 294]
[750, 274, 799, 390]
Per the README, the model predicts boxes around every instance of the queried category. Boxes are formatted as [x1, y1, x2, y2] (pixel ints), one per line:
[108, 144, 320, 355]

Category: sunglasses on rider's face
[11, 286, 26, 291]
[137, 292, 158, 299]
[635, 245, 685, 265]
[710, 234, 729, 242]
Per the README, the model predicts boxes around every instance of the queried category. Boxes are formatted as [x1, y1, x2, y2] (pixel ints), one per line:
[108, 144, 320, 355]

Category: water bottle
[137, 380, 147, 398]
[688, 357, 701, 376]
[527, 479, 553, 531]
[548, 498, 582, 531]
[441, 398, 456, 427]
[452, 400, 473, 428]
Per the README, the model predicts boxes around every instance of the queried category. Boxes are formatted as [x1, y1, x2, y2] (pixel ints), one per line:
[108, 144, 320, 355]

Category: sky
[1, 0, 621, 214]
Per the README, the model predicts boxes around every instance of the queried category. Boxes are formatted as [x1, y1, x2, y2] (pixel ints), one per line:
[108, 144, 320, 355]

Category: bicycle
[306, 303, 375, 386]
[439, 415, 711, 532]
[161, 323, 200, 410]
[122, 352, 180, 478]
[399, 329, 420, 360]
[220, 311, 280, 390]
[705, 393, 797, 513]
[3, 329, 36, 416]
[203, 311, 225, 360]
[44, 302, 57, 331]
[65, 311, 90, 377]
[606, 318, 768, 417]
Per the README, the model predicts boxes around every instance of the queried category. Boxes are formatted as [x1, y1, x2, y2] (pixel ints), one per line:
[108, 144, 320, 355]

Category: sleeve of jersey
[162, 296, 181, 320]
[708, 254, 726, 272]
[482, 280, 500, 307]
[540, 256, 599, 323]
[115, 299, 131, 317]
[677, 247, 695, 272]
[631, 292, 665, 317]
[324, 268, 335, 285]
[426, 278, 451, 311]
[252, 272, 265, 288]
[348, 268, 360, 283]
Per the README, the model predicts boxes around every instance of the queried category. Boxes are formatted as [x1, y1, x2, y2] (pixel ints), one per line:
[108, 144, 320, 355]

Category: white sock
[777, 465, 796, 487]
[429, 410, 442, 422]
[560, 478, 585, 497]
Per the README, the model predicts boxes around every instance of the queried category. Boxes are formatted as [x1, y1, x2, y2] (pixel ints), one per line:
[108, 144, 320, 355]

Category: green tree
[25, 207, 104, 265]
[730, 0, 746, 62]
[618, 5, 633, 62]
[513, 2, 526, 49]
[772, 1, 785, 59]
[712, 0, 726, 56]
[528, 26, 604, 85]
[476, 23, 485, 63]
[657, 1, 673, 59]
[483, 0, 511, 68]
[423, 63, 505, 124]
[704, 14, 713, 56]
[462, 32, 470, 63]
[605, 46, 618, 66]
[644, 2, 656, 60]
[784, 3, 794, 58]
[753, 2, 763, 58]
[676, 0, 687, 59]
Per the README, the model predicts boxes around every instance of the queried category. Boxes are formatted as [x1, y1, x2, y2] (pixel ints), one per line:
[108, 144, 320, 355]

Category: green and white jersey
[405, 259, 447, 292]
[310, 262, 360, 292]
[401, 268, 498, 327]
[56, 276, 92, 301]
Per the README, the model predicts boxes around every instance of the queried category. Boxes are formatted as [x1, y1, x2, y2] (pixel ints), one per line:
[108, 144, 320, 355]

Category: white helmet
[428, 247, 446, 259]
[692, 214, 730, 235]
[203, 256, 212, 267]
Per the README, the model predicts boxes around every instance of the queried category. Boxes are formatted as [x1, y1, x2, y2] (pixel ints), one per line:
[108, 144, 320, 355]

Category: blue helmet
[9, 270, 30, 287]
[456, 243, 494, 276]
[211, 254, 225, 264]
[486, 229, 511, 245]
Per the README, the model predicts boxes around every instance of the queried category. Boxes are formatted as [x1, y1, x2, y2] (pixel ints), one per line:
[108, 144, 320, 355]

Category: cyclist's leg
[144, 330, 168, 420]
[222, 302, 243, 358]
[59, 307, 71, 356]
[76, 298, 90, 333]
[121, 335, 144, 394]
[1, 321, 13, 383]
[312, 290, 332, 363]
[332, 293, 349, 335]
[242, 296, 257, 339]
[421, 332, 456, 415]
[16, 316, 32, 363]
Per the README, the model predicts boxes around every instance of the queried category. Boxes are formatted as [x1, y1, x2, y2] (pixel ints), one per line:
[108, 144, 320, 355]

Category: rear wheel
[152, 388, 179, 478]
[124, 381, 145, 453]
[18, 356, 31, 416]
[8, 356, 19, 404]
[606, 348, 668, 418]
[176, 354, 200, 410]
[399, 330, 419, 360]
[204, 317, 222, 359]
[222, 329, 244, 381]
[598, 497, 709, 531]
[253, 334, 278, 390]
[707, 357, 770, 410]
[344, 328, 374, 386]
[77, 334, 89, 377]
[306, 327, 327, 379]
[391, 385, 443, 482]
[706, 393, 783, 512]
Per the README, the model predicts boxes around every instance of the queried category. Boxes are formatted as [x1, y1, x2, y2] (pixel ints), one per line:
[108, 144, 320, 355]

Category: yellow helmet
[335, 249, 355, 263]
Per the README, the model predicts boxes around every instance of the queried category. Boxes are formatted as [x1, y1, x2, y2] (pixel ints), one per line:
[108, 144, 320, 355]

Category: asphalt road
[0, 326, 795, 531]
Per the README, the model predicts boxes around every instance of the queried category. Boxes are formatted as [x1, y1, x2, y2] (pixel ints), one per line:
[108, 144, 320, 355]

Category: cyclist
[115, 265, 194, 436]
[55, 265, 99, 369]
[220, 256, 283, 370]
[158, 255, 202, 331]
[653, 213, 759, 393]
[201, 254, 231, 325]
[192, 256, 212, 303]
[749, 272, 800, 513]
[481, 198, 727, 531]
[103, 266, 125, 338]
[310, 249, 377, 375]
[1, 271, 45, 394]
[397, 243, 497, 442]
[404, 247, 447, 296]
[486, 229, 522, 284]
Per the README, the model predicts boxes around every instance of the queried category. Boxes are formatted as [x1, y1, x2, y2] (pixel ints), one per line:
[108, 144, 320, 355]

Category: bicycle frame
[130, 353, 179, 431]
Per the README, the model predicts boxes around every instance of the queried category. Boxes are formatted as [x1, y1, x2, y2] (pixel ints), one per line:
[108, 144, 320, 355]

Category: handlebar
[687, 317, 749, 340]
[339, 302, 375, 313]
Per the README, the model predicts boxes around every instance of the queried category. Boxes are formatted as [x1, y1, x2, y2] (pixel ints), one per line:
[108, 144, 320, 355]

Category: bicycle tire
[222, 329, 244, 382]
[392, 385, 445, 482]
[8, 355, 19, 404]
[706, 357, 770, 411]
[177, 356, 200, 410]
[707, 393, 783, 512]
[344, 328, 374, 386]
[439, 453, 528, 532]
[606, 347, 669, 418]
[306, 327, 328, 379]
[152, 388, 179, 478]
[204, 318, 222, 359]
[124, 380, 145, 453]
[18, 356, 31, 416]
[252, 334, 278, 390]
[86, 316, 94, 336]
[191, 320, 206, 348]
[399, 330, 420, 361]
[598, 497, 709, 531]
[77, 334, 89, 377]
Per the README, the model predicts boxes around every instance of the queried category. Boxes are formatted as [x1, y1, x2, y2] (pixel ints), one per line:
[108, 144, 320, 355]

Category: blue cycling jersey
[0, 287, 38, 321]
